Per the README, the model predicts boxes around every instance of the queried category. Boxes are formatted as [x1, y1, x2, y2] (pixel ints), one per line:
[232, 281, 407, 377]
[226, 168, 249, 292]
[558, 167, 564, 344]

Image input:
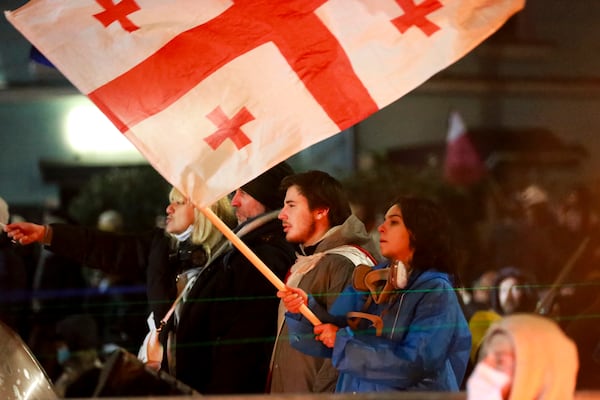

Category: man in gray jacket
[270, 170, 381, 393]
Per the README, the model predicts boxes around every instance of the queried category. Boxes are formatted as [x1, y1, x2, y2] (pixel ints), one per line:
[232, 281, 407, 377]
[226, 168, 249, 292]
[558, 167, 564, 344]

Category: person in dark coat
[53, 314, 103, 398]
[5, 162, 296, 395]
[0, 197, 28, 338]
[6, 190, 235, 381]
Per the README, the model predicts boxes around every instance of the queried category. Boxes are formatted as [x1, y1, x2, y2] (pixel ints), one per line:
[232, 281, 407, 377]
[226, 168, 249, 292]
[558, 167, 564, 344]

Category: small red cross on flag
[94, 0, 140, 33]
[204, 106, 254, 151]
[6, 0, 524, 208]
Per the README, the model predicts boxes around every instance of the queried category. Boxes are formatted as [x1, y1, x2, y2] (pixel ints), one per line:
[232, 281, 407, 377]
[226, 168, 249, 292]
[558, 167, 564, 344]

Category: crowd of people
[0, 168, 597, 398]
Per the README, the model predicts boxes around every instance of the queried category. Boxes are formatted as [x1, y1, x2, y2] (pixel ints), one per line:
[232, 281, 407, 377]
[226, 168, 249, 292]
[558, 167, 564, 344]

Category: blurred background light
[64, 102, 142, 160]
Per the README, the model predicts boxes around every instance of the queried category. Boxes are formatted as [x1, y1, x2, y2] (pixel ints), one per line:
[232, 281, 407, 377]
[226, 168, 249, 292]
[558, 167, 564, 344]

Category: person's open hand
[4, 222, 45, 245]
[277, 286, 308, 313]
[314, 323, 339, 348]
[144, 329, 164, 371]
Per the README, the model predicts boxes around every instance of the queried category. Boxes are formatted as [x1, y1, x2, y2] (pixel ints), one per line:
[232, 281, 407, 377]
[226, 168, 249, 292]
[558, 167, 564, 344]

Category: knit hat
[0, 197, 8, 225]
[241, 162, 294, 210]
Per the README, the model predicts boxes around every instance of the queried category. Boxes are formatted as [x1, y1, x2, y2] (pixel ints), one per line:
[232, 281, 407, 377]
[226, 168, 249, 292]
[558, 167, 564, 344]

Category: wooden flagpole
[535, 236, 590, 315]
[200, 206, 322, 326]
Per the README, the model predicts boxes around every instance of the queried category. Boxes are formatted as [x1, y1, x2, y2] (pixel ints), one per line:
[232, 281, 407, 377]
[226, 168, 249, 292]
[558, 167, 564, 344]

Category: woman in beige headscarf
[467, 313, 578, 400]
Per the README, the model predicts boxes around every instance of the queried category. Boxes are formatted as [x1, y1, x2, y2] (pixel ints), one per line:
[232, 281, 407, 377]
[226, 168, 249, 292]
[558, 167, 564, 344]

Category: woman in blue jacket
[278, 196, 471, 392]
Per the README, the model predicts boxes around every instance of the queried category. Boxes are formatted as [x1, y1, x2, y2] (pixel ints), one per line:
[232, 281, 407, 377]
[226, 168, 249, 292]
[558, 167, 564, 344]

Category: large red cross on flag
[6, 0, 524, 208]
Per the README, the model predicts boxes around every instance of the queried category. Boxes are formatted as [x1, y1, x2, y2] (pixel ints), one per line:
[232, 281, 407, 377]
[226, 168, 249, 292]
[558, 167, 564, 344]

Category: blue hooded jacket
[285, 262, 471, 393]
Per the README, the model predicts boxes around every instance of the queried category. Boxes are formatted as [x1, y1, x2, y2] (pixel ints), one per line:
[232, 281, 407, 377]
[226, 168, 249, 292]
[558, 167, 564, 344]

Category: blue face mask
[57, 346, 70, 364]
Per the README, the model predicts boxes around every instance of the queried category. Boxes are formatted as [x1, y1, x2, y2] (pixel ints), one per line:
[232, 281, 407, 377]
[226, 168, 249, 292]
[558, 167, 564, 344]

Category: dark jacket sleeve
[48, 223, 160, 280]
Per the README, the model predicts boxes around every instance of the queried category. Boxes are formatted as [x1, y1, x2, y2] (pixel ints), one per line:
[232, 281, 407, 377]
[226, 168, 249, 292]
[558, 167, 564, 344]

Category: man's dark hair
[280, 170, 351, 227]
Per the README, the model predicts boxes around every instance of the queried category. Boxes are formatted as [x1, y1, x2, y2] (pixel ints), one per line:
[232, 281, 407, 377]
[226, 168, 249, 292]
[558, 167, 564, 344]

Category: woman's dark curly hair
[391, 196, 458, 280]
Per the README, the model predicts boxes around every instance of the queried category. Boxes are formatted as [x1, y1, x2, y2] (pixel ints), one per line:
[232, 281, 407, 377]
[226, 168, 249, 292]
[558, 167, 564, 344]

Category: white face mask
[467, 362, 512, 400]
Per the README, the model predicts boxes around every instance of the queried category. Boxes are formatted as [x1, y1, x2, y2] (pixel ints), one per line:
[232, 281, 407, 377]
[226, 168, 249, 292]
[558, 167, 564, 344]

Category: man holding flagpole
[173, 162, 296, 394]
[270, 170, 380, 393]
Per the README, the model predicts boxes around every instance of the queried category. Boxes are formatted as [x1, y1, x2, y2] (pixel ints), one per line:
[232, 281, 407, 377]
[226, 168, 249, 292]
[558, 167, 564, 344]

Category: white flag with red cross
[6, 0, 524, 207]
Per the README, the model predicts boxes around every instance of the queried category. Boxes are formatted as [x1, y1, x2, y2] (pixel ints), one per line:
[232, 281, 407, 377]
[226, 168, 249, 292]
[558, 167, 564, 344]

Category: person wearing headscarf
[467, 313, 578, 400]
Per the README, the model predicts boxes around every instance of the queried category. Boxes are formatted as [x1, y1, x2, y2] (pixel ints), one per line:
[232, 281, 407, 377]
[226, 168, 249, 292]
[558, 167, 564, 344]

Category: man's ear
[315, 208, 329, 220]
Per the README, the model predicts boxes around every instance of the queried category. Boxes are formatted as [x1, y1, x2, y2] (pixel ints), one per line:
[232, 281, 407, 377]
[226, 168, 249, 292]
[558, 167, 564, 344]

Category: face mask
[391, 260, 408, 289]
[57, 346, 70, 365]
[467, 362, 512, 400]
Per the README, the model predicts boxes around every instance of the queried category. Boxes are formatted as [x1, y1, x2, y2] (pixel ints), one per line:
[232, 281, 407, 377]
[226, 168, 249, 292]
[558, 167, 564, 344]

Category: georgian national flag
[6, 0, 524, 207]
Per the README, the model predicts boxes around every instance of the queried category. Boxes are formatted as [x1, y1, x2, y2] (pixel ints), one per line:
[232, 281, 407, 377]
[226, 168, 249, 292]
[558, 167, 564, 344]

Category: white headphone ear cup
[392, 260, 408, 289]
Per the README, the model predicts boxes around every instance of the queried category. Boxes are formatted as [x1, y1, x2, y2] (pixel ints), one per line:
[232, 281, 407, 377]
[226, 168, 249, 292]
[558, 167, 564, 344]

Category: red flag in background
[443, 110, 486, 186]
[6, 0, 523, 207]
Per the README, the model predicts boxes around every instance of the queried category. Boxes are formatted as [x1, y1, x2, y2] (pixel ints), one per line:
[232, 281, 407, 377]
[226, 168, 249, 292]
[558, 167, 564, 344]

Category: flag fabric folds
[443, 110, 487, 186]
[6, 0, 523, 207]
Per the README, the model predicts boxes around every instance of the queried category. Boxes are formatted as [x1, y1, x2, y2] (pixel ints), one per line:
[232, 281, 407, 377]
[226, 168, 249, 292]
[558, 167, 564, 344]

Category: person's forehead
[170, 189, 185, 201]
[285, 185, 306, 199]
[486, 331, 513, 353]
[385, 204, 402, 218]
